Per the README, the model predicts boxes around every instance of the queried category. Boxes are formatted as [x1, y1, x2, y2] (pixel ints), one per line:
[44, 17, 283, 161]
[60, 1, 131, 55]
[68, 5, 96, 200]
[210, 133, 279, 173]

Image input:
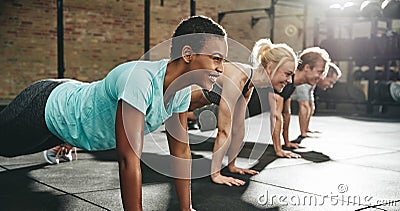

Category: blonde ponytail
[251, 38, 298, 78]
[251, 38, 273, 68]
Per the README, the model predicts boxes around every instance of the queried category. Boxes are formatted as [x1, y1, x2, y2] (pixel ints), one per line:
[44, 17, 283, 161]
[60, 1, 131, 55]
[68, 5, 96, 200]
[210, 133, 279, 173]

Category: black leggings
[0, 80, 64, 157]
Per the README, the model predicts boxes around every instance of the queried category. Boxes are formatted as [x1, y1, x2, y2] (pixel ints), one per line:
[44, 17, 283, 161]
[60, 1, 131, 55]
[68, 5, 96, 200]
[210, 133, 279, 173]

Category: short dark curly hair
[170, 16, 226, 60]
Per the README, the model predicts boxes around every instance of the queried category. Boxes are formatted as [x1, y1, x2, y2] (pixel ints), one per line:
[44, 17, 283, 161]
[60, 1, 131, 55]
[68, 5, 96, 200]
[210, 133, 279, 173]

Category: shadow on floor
[68, 132, 331, 210]
[0, 163, 66, 210]
[77, 145, 271, 210]
[189, 133, 331, 169]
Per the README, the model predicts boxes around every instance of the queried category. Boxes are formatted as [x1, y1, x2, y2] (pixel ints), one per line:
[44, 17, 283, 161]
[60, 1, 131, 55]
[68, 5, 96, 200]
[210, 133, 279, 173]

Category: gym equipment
[353, 37, 374, 66]
[353, 69, 364, 81]
[390, 81, 400, 102]
[360, 1, 382, 18]
[319, 38, 353, 61]
[197, 110, 217, 132]
[315, 82, 366, 103]
[194, 104, 219, 132]
[382, 0, 400, 19]
[375, 70, 385, 80]
[375, 81, 395, 102]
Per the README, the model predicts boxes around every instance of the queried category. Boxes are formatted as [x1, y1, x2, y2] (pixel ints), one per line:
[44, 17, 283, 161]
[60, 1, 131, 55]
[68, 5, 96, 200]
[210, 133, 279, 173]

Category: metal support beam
[270, 0, 276, 42]
[57, 0, 65, 79]
[303, 0, 308, 48]
[251, 16, 268, 28]
[217, 8, 271, 23]
[190, 0, 196, 16]
[144, 0, 150, 60]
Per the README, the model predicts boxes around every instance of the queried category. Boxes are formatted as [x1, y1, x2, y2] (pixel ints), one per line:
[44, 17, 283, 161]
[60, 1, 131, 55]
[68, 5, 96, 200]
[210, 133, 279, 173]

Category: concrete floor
[1, 114, 400, 210]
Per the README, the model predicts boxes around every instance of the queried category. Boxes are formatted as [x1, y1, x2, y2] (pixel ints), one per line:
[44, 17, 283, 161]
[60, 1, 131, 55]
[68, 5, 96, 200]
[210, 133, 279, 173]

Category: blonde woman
[188, 39, 298, 186]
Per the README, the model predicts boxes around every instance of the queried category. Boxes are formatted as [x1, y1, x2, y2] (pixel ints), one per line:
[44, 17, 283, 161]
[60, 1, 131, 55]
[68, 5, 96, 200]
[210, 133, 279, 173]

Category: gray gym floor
[1, 114, 400, 210]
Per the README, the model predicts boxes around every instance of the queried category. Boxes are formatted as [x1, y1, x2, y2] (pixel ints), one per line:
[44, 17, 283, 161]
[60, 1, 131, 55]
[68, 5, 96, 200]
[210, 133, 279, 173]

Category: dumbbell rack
[315, 16, 400, 115]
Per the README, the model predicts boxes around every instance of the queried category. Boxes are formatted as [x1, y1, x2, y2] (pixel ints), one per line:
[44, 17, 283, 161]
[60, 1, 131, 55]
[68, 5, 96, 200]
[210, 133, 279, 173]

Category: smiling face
[270, 60, 295, 92]
[304, 59, 326, 86]
[318, 73, 339, 90]
[189, 36, 228, 91]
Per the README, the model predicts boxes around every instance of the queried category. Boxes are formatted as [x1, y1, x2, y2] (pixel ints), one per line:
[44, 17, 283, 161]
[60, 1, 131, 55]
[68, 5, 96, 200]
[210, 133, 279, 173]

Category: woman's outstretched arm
[115, 100, 145, 211]
[165, 112, 193, 211]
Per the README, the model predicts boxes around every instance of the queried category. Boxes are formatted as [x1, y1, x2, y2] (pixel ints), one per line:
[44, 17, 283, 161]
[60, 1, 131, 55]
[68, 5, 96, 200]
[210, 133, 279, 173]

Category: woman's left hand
[228, 166, 259, 175]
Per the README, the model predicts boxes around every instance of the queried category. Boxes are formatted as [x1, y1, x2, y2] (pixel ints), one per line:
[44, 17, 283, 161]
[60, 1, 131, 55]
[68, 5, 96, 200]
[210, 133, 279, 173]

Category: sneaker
[43, 145, 77, 165]
[62, 147, 78, 161]
[61, 150, 73, 162]
[43, 150, 60, 164]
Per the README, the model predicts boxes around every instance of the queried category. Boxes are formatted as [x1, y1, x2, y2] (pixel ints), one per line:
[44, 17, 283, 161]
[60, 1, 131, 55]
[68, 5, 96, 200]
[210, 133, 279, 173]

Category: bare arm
[268, 91, 277, 135]
[210, 76, 243, 186]
[272, 95, 300, 158]
[165, 112, 193, 211]
[298, 100, 311, 137]
[282, 98, 291, 145]
[272, 94, 284, 154]
[227, 88, 258, 176]
[307, 101, 315, 132]
[115, 100, 144, 211]
[227, 99, 246, 166]
[283, 98, 301, 149]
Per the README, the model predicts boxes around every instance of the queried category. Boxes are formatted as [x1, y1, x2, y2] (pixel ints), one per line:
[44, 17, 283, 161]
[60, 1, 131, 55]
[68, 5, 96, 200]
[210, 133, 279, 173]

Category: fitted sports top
[203, 68, 254, 105]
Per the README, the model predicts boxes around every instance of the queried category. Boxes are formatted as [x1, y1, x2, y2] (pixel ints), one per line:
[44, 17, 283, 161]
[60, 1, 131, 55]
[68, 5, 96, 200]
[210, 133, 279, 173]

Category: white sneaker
[43, 145, 77, 165]
[61, 150, 73, 162]
[43, 150, 60, 165]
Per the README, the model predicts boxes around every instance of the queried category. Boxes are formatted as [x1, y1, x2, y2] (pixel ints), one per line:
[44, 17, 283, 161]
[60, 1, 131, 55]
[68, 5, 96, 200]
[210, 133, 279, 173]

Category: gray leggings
[0, 80, 64, 157]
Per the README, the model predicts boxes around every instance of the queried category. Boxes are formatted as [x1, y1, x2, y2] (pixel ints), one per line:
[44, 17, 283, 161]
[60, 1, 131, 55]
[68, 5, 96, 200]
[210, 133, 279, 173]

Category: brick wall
[0, 0, 305, 99]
